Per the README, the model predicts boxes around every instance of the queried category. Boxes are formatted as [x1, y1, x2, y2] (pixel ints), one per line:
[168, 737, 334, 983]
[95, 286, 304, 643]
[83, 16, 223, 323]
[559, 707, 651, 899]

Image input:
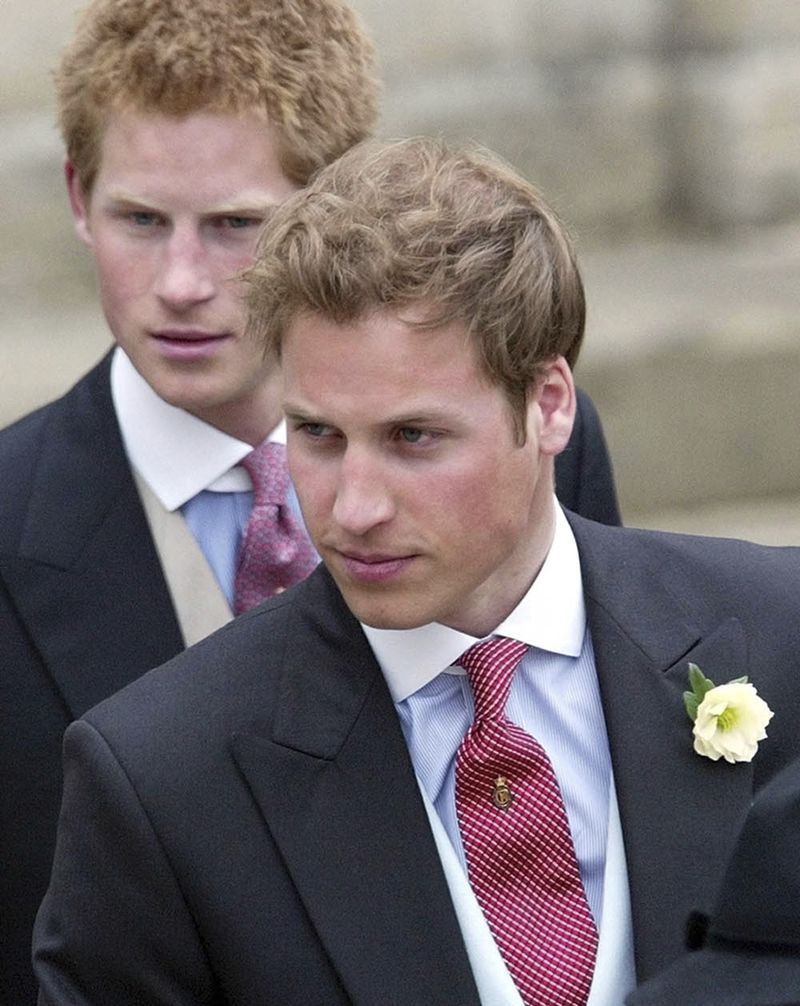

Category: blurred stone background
[2, 0, 799, 540]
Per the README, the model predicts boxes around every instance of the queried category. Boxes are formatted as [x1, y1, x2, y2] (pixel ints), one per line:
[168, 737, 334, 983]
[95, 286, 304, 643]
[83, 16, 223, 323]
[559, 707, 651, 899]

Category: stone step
[629, 493, 800, 546]
[576, 222, 800, 516]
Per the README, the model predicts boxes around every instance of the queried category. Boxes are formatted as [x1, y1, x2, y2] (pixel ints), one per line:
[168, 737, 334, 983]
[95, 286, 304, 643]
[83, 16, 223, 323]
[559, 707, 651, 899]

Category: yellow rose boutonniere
[683, 663, 774, 764]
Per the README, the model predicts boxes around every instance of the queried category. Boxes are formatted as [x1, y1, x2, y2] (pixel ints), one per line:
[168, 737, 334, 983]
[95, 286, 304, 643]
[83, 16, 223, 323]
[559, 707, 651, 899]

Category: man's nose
[332, 451, 395, 536]
[154, 230, 215, 309]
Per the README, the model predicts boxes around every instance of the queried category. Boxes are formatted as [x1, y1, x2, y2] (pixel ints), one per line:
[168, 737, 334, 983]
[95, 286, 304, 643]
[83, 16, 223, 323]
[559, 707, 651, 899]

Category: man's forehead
[282, 309, 492, 394]
[281, 305, 475, 351]
[281, 311, 507, 433]
[91, 108, 297, 207]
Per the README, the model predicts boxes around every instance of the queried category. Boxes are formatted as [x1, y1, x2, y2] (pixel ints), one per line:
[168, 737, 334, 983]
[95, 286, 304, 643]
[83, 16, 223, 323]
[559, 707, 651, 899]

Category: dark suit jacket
[0, 355, 619, 1004]
[0, 357, 184, 1005]
[33, 515, 800, 1004]
[627, 754, 800, 1006]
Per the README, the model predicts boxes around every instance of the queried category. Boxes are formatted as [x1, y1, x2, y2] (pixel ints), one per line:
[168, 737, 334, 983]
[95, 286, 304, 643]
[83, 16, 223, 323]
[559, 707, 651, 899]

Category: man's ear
[527, 355, 576, 456]
[65, 159, 93, 248]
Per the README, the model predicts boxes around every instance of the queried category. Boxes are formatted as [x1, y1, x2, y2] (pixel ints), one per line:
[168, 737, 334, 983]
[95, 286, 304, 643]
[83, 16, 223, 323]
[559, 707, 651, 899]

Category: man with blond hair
[1, 4, 620, 999]
[36, 137, 800, 1004]
[0, 0, 379, 999]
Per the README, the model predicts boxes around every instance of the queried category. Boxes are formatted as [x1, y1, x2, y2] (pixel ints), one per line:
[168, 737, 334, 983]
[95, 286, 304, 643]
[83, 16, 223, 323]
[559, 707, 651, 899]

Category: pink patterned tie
[233, 441, 317, 615]
[455, 637, 598, 1006]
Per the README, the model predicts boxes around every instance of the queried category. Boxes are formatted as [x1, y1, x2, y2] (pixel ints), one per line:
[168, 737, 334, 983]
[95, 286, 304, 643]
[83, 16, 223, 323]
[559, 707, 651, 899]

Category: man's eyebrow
[285, 403, 455, 427]
[103, 190, 156, 207]
[100, 192, 276, 216]
[284, 403, 322, 422]
[210, 200, 276, 215]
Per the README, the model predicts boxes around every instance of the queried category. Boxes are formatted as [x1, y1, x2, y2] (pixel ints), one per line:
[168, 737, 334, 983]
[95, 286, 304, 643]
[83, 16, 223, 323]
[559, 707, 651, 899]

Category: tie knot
[458, 636, 528, 722]
[241, 441, 289, 507]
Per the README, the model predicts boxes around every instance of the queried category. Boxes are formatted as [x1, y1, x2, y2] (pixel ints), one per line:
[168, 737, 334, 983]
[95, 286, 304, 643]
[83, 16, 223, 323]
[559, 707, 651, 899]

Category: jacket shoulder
[0, 357, 120, 552]
[0, 398, 62, 545]
[85, 593, 295, 739]
[572, 513, 800, 620]
[83, 566, 358, 764]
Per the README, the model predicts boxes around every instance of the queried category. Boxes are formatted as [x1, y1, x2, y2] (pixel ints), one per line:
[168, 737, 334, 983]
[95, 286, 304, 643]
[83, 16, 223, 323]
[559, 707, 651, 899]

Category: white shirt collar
[110, 347, 285, 510]
[363, 503, 585, 702]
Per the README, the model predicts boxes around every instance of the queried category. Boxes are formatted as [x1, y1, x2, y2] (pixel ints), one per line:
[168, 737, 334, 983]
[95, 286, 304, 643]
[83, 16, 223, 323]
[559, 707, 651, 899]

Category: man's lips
[152, 329, 229, 343]
[335, 550, 417, 583]
[150, 330, 232, 358]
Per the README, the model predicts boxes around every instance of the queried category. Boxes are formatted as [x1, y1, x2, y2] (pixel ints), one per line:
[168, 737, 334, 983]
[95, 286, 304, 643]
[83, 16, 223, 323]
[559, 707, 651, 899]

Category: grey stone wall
[2, 0, 799, 528]
[363, 0, 800, 235]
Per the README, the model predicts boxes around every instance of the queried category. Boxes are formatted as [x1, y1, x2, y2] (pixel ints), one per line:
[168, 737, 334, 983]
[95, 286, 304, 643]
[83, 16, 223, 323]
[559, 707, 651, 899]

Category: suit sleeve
[34, 720, 215, 1005]
[0, 573, 72, 1006]
[555, 387, 622, 526]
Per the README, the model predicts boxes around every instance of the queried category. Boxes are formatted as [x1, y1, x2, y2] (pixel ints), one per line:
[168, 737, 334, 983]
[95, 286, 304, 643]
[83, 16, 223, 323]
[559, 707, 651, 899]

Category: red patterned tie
[455, 636, 598, 1006]
[233, 441, 317, 614]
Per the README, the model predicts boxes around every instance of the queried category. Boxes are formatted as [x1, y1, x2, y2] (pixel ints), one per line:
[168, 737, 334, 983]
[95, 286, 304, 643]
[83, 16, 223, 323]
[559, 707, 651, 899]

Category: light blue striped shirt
[363, 504, 612, 925]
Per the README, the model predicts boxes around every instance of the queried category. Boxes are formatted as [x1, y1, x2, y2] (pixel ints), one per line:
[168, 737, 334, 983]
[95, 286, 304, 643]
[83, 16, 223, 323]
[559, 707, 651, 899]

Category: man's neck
[440, 496, 557, 639]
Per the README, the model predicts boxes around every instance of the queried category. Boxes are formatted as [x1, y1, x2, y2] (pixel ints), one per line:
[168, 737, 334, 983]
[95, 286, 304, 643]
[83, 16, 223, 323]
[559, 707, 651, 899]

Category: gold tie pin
[492, 776, 513, 810]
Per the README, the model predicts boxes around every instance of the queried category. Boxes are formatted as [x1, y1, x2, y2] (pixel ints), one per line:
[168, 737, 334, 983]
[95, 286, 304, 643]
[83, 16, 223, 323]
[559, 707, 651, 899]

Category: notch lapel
[5, 358, 182, 718]
[569, 514, 754, 980]
[231, 570, 481, 1006]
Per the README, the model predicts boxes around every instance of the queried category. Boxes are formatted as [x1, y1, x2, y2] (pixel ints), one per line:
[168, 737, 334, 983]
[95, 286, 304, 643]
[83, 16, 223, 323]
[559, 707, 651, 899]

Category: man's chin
[334, 582, 434, 631]
[359, 612, 431, 630]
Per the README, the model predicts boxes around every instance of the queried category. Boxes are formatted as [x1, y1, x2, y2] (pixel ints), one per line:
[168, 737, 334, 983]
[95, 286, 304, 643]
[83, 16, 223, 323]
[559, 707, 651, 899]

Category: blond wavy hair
[246, 136, 585, 440]
[56, 0, 380, 194]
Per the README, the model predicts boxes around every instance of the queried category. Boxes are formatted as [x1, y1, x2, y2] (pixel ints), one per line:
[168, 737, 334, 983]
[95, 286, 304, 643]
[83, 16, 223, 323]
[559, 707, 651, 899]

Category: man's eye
[221, 216, 260, 230]
[302, 423, 334, 438]
[129, 211, 159, 226]
[398, 428, 438, 445]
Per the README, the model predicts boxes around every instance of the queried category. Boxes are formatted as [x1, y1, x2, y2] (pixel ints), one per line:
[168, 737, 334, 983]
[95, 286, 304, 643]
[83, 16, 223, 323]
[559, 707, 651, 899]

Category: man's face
[67, 109, 299, 442]
[283, 309, 574, 636]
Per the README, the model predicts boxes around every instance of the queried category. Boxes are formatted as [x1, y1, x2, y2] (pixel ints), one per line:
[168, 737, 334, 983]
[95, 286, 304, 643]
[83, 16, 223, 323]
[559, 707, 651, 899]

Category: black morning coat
[0, 354, 619, 1004]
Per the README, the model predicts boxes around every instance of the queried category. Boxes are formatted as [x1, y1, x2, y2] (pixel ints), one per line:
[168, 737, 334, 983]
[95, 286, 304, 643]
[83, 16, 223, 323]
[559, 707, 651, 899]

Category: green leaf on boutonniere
[683, 662, 750, 721]
[683, 663, 717, 722]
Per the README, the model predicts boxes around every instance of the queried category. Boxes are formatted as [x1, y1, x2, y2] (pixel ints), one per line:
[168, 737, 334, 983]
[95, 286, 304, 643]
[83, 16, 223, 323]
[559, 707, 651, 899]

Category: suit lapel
[6, 357, 182, 718]
[231, 569, 481, 1006]
[569, 514, 754, 980]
